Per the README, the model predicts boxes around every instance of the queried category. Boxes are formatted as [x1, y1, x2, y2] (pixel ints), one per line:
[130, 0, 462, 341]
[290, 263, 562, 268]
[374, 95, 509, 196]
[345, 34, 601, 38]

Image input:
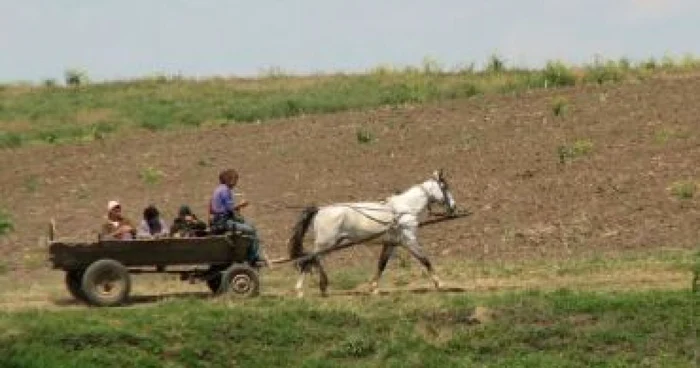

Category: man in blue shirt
[210, 169, 265, 266]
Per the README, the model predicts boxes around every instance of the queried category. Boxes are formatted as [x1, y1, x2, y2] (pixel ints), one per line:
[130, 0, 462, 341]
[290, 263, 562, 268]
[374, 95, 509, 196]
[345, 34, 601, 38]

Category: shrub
[0, 209, 13, 236]
[543, 61, 577, 87]
[140, 167, 164, 185]
[551, 97, 569, 116]
[557, 139, 594, 164]
[485, 54, 507, 73]
[356, 128, 374, 144]
[380, 83, 425, 105]
[585, 61, 624, 85]
[64, 68, 89, 86]
[669, 181, 696, 199]
[0, 132, 24, 149]
[421, 56, 443, 75]
[640, 58, 658, 70]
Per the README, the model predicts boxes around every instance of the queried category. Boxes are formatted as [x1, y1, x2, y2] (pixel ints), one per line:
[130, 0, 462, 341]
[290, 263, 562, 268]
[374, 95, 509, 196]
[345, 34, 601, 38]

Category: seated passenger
[136, 205, 170, 239]
[170, 205, 207, 237]
[100, 200, 136, 240]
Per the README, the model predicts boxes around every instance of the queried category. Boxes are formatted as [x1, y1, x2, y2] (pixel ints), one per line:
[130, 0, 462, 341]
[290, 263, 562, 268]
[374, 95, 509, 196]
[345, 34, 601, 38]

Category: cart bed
[49, 235, 251, 270]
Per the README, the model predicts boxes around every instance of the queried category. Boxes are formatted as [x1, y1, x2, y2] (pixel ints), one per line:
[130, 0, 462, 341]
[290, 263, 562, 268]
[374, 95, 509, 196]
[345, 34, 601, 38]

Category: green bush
[356, 128, 374, 144]
[557, 139, 594, 164]
[64, 68, 89, 86]
[551, 96, 569, 116]
[0, 209, 13, 236]
[585, 60, 625, 85]
[0, 132, 24, 149]
[140, 167, 164, 185]
[485, 54, 507, 73]
[669, 181, 696, 199]
[543, 61, 577, 87]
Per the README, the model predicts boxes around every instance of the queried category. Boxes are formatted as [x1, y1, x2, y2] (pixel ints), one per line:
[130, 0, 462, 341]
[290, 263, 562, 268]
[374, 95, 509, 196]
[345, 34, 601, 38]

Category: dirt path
[0, 252, 693, 312]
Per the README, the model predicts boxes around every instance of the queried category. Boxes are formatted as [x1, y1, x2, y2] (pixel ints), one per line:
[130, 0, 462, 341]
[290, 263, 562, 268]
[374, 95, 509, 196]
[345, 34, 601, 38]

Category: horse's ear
[432, 170, 441, 180]
[437, 169, 445, 180]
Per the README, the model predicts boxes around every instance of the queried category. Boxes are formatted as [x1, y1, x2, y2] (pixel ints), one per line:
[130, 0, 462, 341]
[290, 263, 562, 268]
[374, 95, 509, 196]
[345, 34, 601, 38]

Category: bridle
[420, 178, 453, 212]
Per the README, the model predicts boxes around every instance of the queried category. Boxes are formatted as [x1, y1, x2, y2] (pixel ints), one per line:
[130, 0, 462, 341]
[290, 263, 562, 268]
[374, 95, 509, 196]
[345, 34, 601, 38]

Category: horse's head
[422, 169, 457, 215]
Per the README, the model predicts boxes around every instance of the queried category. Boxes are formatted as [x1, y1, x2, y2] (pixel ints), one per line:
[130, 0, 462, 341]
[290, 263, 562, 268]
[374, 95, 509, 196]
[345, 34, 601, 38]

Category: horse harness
[344, 205, 406, 230]
[342, 180, 447, 229]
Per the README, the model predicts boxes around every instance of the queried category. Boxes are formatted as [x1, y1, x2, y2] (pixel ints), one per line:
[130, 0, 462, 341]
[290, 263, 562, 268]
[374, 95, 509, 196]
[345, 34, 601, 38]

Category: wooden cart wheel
[81, 259, 131, 307]
[65, 269, 86, 301]
[219, 264, 260, 298]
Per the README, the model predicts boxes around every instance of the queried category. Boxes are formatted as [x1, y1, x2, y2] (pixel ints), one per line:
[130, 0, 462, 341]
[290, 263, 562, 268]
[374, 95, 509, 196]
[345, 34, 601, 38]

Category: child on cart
[209, 169, 266, 267]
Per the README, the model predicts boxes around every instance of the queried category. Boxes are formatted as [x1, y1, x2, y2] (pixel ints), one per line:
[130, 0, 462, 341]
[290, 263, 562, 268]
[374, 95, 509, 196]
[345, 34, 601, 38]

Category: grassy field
[1, 55, 699, 148]
[0, 250, 697, 367]
[0, 288, 696, 368]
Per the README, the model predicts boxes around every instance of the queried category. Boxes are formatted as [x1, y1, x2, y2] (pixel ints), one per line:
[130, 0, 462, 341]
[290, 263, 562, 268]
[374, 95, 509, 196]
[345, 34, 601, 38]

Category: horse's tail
[288, 205, 319, 260]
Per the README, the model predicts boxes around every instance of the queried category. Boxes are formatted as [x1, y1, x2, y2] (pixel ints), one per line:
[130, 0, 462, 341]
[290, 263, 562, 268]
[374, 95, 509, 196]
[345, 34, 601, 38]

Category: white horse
[287, 170, 458, 297]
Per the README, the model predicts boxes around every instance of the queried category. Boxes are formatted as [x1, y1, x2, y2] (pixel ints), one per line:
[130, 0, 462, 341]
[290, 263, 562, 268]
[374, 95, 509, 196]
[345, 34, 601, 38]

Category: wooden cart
[48, 232, 262, 307]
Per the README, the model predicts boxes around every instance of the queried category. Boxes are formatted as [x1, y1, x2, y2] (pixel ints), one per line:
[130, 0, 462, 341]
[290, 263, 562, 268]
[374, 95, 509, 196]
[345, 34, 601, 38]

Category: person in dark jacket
[170, 205, 207, 237]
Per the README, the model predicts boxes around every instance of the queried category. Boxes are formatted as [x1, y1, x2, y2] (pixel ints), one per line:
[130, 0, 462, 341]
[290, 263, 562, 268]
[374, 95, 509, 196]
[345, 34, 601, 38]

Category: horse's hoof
[371, 288, 381, 295]
[320, 291, 329, 298]
[296, 291, 305, 298]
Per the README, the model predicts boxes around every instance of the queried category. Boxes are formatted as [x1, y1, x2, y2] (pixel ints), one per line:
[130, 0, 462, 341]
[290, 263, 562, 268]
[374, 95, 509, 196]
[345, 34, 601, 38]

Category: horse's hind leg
[294, 257, 329, 298]
[295, 262, 312, 298]
[370, 241, 396, 294]
[315, 259, 330, 297]
[400, 230, 443, 290]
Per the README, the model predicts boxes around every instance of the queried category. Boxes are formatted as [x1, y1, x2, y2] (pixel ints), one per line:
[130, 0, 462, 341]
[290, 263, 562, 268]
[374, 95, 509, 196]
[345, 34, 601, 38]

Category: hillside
[0, 73, 698, 271]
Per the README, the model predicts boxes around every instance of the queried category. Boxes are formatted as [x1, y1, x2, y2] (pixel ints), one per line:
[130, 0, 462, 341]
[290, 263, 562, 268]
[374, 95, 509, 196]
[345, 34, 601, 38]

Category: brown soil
[1, 75, 699, 274]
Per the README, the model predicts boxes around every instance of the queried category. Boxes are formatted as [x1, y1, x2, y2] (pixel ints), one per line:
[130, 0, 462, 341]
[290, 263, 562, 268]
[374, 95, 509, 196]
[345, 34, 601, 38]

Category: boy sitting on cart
[209, 169, 266, 267]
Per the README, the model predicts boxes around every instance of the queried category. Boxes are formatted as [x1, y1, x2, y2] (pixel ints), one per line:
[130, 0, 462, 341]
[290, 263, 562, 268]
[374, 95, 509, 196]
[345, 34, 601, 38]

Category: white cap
[107, 200, 121, 211]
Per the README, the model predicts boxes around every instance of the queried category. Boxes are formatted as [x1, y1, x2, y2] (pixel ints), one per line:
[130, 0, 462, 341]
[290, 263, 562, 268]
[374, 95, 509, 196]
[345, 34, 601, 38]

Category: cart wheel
[81, 259, 131, 307]
[219, 264, 260, 298]
[65, 269, 86, 301]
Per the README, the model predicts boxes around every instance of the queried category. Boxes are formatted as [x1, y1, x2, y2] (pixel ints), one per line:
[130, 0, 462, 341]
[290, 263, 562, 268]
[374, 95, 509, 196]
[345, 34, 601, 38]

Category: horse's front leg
[400, 228, 443, 290]
[370, 240, 396, 294]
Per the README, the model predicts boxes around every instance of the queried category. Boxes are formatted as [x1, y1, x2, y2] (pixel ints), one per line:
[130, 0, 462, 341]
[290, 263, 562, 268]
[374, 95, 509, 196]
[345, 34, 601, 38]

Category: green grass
[1, 55, 700, 147]
[669, 180, 697, 199]
[0, 289, 695, 367]
[0, 209, 13, 236]
[355, 128, 375, 144]
[551, 96, 569, 116]
[557, 139, 594, 164]
[693, 252, 700, 292]
[139, 167, 165, 185]
[24, 175, 40, 193]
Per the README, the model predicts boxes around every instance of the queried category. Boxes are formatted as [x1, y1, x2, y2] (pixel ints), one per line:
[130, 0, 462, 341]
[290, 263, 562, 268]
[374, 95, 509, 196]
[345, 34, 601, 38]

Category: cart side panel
[49, 235, 251, 270]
